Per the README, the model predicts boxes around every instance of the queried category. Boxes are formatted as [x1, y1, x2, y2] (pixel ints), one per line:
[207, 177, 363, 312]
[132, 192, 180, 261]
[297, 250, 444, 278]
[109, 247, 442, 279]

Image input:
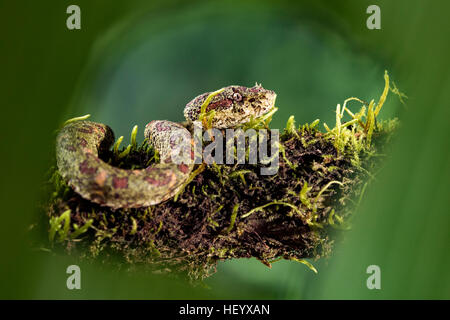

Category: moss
[37, 72, 401, 283]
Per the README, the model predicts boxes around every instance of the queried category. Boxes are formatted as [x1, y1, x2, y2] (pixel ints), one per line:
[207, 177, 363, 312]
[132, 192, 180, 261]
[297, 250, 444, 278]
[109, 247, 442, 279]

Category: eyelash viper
[56, 84, 276, 209]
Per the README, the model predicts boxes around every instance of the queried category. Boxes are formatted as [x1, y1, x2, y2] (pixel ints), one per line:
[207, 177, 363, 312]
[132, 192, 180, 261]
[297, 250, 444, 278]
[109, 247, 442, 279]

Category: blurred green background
[1, 0, 449, 299]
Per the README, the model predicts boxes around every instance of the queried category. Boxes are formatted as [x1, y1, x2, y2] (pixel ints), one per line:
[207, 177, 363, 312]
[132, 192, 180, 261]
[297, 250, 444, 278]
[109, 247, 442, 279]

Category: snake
[56, 84, 276, 209]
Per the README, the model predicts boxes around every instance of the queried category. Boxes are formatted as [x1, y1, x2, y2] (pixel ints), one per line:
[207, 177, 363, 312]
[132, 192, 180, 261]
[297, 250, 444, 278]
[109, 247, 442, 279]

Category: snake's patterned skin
[56, 84, 276, 209]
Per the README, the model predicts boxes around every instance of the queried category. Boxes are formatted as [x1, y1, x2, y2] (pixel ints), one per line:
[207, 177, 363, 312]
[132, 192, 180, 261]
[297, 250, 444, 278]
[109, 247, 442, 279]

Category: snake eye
[233, 92, 242, 102]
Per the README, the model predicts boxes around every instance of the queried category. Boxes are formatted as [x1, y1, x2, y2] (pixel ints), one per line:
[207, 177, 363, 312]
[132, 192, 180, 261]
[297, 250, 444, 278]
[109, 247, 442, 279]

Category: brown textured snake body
[56, 85, 276, 209]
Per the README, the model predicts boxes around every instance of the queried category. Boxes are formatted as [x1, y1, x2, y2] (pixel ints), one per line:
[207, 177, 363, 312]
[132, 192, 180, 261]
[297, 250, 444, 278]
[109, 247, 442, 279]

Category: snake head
[184, 84, 277, 128]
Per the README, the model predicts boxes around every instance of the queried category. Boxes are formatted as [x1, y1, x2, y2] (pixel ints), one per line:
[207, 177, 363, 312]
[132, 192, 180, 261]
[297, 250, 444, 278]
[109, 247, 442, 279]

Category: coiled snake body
[56, 85, 276, 209]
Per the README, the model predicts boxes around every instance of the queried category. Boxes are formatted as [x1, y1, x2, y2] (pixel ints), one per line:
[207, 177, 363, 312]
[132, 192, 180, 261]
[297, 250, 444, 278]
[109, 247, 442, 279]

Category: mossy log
[41, 72, 401, 282]
[42, 116, 397, 282]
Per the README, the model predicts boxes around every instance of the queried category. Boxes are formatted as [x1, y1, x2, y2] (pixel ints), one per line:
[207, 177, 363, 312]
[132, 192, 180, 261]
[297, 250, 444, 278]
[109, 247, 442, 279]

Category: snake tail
[56, 120, 193, 209]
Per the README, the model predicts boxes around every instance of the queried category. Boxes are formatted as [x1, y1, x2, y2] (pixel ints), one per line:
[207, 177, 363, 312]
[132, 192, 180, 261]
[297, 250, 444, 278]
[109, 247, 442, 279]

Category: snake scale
[56, 84, 276, 209]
